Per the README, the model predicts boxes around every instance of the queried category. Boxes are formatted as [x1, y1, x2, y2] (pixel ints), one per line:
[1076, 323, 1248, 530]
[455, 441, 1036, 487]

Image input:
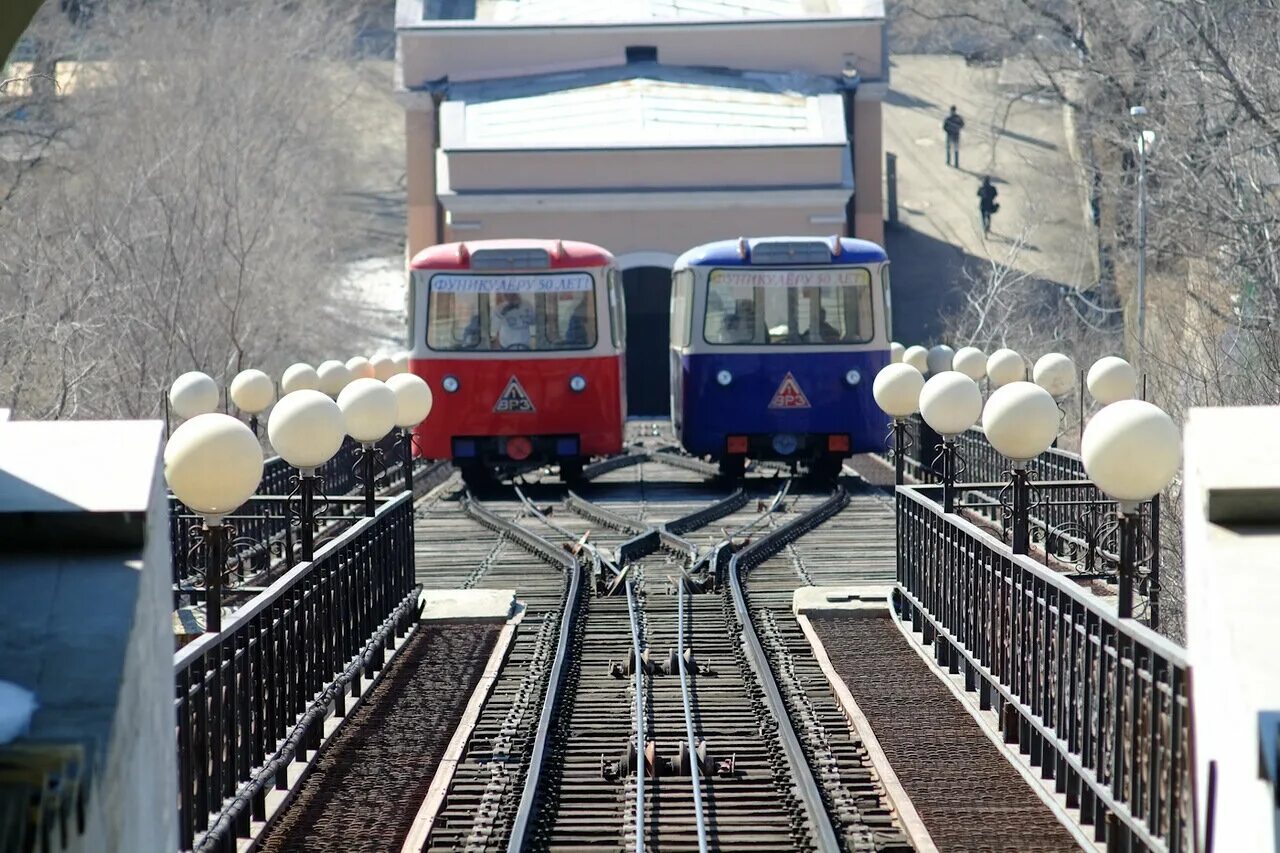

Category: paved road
[884, 55, 1095, 345]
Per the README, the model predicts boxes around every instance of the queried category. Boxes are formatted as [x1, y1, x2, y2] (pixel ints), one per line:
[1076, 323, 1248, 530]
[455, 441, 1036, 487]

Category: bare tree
[0, 0, 371, 418]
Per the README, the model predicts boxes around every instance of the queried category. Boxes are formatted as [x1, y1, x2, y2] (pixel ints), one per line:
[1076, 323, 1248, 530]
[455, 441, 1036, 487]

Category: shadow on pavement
[885, 221, 1068, 344]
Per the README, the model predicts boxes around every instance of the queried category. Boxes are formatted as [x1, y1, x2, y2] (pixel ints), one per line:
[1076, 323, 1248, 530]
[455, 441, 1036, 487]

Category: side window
[408, 270, 421, 349]
[881, 264, 893, 341]
[670, 269, 694, 347]
[608, 268, 626, 348]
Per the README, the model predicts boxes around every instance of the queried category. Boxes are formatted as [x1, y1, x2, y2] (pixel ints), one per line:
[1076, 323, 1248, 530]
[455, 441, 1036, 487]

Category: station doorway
[622, 266, 671, 417]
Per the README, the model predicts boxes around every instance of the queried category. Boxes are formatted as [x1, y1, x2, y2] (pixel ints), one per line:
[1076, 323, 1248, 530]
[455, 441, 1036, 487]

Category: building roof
[420, 0, 883, 24]
[440, 63, 846, 150]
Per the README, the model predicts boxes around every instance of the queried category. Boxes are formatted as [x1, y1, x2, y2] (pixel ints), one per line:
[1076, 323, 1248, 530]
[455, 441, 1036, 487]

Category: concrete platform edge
[887, 604, 1103, 853]
[796, 612, 938, 853]
[399, 604, 527, 853]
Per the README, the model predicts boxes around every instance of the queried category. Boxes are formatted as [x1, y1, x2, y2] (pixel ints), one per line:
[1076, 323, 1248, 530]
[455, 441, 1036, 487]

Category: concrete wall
[852, 93, 884, 246]
[68, 459, 177, 853]
[0, 420, 175, 853]
[1184, 406, 1280, 853]
[398, 20, 886, 89]
[406, 107, 439, 255]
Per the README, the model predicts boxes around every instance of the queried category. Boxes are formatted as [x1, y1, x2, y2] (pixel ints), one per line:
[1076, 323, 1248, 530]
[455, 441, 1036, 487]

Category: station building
[394, 0, 888, 413]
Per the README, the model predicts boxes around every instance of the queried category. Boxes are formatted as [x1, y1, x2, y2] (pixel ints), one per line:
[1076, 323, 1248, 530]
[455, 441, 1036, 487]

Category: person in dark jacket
[978, 176, 999, 234]
[943, 106, 965, 168]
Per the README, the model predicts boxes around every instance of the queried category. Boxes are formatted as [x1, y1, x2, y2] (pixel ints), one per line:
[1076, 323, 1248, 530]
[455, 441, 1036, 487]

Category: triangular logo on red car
[493, 376, 536, 413]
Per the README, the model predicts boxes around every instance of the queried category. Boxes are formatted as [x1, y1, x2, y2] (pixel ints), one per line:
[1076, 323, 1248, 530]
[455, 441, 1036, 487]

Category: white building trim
[438, 185, 853, 215]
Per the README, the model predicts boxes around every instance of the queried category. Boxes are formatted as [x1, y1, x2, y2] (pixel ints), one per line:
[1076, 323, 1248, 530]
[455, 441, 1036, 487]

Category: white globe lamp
[982, 381, 1060, 554]
[267, 390, 345, 560]
[164, 413, 264, 631]
[1033, 352, 1077, 398]
[387, 373, 433, 429]
[873, 364, 925, 486]
[229, 369, 275, 434]
[1087, 356, 1138, 406]
[169, 371, 219, 421]
[983, 381, 1060, 461]
[346, 356, 376, 381]
[267, 390, 345, 472]
[889, 342, 905, 364]
[317, 360, 353, 397]
[920, 372, 982, 436]
[1081, 399, 1179, 618]
[281, 363, 321, 395]
[872, 364, 925, 419]
[338, 378, 398, 516]
[926, 344, 955, 376]
[393, 352, 410, 374]
[371, 354, 397, 382]
[986, 348, 1025, 388]
[386, 372, 434, 495]
[338, 378, 397, 444]
[902, 345, 929, 374]
[165, 413, 264, 517]
[1082, 400, 1179, 505]
[953, 346, 987, 381]
[920, 371, 982, 511]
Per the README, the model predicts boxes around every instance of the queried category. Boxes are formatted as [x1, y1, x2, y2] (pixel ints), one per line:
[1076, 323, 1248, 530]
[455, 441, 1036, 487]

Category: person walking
[977, 176, 999, 234]
[943, 105, 965, 168]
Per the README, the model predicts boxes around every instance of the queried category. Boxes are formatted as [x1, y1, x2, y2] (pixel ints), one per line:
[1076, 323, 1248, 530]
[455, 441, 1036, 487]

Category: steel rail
[724, 488, 849, 853]
[676, 578, 710, 853]
[461, 496, 583, 853]
[626, 579, 647, 853]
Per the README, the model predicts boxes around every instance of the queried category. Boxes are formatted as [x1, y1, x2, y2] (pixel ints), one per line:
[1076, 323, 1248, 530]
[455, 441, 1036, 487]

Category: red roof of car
[409, 239, 614, 271]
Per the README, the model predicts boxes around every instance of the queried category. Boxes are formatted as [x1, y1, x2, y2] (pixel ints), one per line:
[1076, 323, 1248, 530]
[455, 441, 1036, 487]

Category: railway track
[271, 429, 911, 853]
[480, 455, 911, 853]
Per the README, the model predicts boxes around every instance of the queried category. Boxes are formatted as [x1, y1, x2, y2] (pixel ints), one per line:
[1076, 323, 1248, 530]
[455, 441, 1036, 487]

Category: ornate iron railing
[895, 485, 1192, 852]
[894, 412, 1086, 482]
[173, 493, 417, 853]
[886, 414, 1162, 627]
[170, 435, 446, 588]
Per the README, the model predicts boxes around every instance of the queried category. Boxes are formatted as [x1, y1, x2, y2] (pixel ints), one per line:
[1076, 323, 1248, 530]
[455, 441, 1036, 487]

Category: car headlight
[569, 375, 587, 392]
[845, 369, 861, 386]
[716, 370, 733, 386]
[442, 375, 460, 393]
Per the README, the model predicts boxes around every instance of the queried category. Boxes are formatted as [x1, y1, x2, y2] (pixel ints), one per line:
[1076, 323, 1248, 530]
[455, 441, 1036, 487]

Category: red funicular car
[408, 239, 626, 484]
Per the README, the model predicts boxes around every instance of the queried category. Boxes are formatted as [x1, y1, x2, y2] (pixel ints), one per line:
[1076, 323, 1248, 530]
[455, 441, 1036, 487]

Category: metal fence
[895, 485, 1192, 852]
[170, 434, 441, 589]
[895, 412, 1086, 483]
[888, 414, 1162, 625]
[173, 492, 417, 853]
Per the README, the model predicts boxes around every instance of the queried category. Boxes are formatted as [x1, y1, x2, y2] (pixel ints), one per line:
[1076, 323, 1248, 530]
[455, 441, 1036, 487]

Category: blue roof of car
[675, 236, 887, 268]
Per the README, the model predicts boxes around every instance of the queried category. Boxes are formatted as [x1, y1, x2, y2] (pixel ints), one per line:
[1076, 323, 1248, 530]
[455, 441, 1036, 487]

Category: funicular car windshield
[702, 267, 874, 345]
[425, 272, 598, 351]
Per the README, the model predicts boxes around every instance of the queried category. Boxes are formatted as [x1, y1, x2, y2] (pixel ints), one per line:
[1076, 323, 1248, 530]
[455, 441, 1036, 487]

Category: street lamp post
[268, 389, 346, 561]
[1130, 105, 1155, 365]
[872, 363, 925, 486]
[982, 381, 1060, 554]
[386, 372, 434, 496]
[919, 371, 982, 512]
[164, 413, 264, 632]
[337, 378, 398, 517]
[1082, 399, 1180, 621]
